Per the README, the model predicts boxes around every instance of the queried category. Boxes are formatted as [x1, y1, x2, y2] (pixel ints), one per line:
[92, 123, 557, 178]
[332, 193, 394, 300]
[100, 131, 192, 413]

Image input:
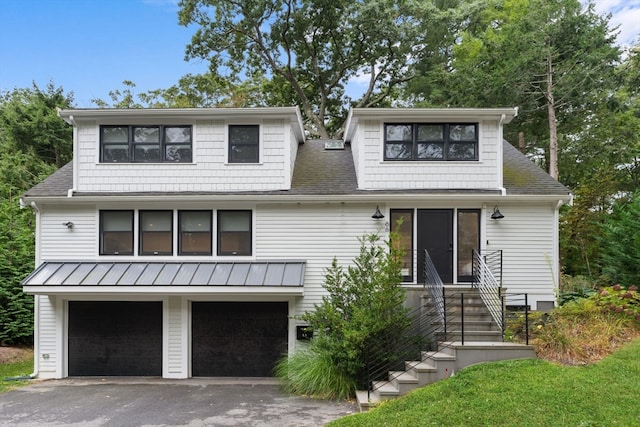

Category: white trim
[24, 286, 304, 296]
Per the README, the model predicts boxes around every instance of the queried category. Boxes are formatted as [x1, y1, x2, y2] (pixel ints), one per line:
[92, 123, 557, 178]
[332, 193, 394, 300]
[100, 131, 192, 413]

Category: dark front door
[68, 301, 162, 376]
[192, 302, 288, 377]
[417, 209, 454, 284]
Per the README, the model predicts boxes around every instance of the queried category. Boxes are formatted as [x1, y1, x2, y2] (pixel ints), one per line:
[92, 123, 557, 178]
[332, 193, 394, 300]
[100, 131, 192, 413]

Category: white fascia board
[344, 107, 519, 143]
[58, 107, 306, 143]
[23, 286, 304, 296]
[21, 191, 571, 205]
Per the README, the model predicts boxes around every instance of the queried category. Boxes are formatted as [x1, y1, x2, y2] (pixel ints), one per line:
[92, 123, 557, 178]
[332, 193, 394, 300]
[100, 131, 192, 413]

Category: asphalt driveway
[0, 378, 357, 426]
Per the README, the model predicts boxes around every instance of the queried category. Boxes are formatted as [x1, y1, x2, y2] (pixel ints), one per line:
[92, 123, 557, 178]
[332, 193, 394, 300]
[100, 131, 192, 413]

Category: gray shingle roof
[502, 140, 569, 196]
[22, 140, 569, 199]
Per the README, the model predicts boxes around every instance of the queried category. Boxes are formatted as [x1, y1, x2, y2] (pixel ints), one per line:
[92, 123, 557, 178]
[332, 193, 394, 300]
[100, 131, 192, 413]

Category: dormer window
[384, 123, 478, 161]
[229, 125, 259, 163]
[100, 125, 192, 163]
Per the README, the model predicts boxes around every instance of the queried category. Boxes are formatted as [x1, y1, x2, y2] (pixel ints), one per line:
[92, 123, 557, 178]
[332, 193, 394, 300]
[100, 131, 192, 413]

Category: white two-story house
[21, 107, 571, 379]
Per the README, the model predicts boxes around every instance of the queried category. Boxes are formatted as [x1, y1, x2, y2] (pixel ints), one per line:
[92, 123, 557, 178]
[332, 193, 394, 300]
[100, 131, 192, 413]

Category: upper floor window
[139, 211, 173, 255]
[100, 125, 192, 163]
[229, 125, 259, 163]
[100, 210, 133, 255]
[384, 123, 478, 161]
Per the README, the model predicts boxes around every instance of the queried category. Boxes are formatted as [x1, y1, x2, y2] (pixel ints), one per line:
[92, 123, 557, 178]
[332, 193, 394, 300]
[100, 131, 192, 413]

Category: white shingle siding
[351, 119, 501, 190]
[75, 119, 294, 193]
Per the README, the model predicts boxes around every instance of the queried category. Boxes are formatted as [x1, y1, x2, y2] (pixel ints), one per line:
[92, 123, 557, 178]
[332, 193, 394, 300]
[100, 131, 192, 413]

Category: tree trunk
[546, 50, 559, 180]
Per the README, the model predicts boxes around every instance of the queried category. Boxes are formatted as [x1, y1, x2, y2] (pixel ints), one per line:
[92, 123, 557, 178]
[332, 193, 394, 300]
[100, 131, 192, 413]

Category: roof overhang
[21, 190, 569, 205]
[57, 107, 306, 143]
[344, 107, 519, 143]
[23, 261, 306, 296]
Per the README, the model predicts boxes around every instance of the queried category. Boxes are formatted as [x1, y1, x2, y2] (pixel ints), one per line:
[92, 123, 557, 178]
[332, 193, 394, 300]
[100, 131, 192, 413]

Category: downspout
[67, 115, 77, 197]
[497, 114, 507, 195]
[6, 201, 42, 380]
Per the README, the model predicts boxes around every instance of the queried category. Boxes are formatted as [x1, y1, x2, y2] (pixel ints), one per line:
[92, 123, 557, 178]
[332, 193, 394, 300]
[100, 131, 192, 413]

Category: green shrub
[593, 285, 640, 322]
[275, 343, 355, 400]
[276, 232, 412, 398]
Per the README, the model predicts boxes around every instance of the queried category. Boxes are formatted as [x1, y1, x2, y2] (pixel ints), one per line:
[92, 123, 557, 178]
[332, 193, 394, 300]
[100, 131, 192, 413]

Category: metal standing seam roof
[22, 261, 306, 287]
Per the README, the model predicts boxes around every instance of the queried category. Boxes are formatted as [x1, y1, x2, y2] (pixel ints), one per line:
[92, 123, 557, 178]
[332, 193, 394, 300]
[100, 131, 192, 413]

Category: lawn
[0, 348, 34, 393]
[329, 338, 640, 426]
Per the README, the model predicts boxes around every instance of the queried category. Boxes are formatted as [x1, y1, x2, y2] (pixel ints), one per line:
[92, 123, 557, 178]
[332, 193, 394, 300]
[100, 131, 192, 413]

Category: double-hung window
[139, 211, 173, 255]
[217, 210, 252, 255]
[228, 125, 259, 163]
[179, 211, 212, 255]
[100, 211, 134, 255]
[100, 125, 192, 163]
[384, 123, 478, 161]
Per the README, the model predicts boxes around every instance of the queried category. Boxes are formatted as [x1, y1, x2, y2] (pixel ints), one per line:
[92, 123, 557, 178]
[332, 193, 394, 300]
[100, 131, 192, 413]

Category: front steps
[356, 341, 535, 412]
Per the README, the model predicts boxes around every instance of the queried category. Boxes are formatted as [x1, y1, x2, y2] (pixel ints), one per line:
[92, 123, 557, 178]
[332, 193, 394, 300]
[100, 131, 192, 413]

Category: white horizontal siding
[39, 206, 97, 260]
[353, 119, 501, 190]
[256, 203, 384, 316]
[36, 295, 58, 378]
[485, 203, 558, 307]
[75, 119, 292, 193]
[165, 296, 186, 377]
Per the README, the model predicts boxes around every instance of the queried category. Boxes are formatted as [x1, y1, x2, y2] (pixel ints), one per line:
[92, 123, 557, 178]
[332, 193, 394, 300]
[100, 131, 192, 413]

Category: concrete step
[371, 381, 400, 400]
[388, 371, 419, 394]
[355, 390, 380, 412]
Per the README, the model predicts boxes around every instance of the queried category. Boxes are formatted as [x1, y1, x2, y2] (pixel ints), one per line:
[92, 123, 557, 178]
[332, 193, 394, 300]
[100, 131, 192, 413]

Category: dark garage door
[68, 301, 162, 376]
[192, 302, 288, 377]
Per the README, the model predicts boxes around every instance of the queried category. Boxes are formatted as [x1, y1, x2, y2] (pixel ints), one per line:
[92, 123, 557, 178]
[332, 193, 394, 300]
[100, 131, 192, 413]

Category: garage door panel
[192, 302, 288, 377]
[68, 301, 162, 376]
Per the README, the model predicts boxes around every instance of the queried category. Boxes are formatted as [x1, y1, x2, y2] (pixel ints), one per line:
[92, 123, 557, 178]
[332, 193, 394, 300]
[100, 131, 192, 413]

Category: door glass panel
[457, 210, 480, 280]
[391, 210, 413, 282]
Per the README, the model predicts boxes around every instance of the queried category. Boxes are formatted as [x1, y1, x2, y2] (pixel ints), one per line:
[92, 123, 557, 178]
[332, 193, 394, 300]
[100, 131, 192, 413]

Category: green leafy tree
[409, 0, 620, 181]
[285, 233, 411, 394]
[177, 0, 442, 138]
[599, 193, 640, 286]
[94, 74, 273, 109]
[0, 82, 74, 168]
[0, 82, 68, 344]
[0, 151, 56, 345]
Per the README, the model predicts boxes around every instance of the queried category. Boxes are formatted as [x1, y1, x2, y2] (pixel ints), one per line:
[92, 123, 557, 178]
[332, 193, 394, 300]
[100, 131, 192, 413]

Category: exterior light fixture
[491, 206, 504, 220]
[372, 205, 385, 219]
[62, 221, 74, 229]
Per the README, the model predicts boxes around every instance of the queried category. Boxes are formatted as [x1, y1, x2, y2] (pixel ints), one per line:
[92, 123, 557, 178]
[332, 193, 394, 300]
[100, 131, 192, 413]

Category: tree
[408, 0, 620, 181]
[0, 82, 69, 344]
[599, 192, 640, 286]
[0, 82, 74, 168]
[280, 233, 412, 396]
[177, 0, 440, 138]
[93, 75, 273, 109]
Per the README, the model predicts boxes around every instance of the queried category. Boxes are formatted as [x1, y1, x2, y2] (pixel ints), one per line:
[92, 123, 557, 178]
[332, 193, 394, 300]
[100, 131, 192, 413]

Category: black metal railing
[423, 249, 445, 328]
[471, 249, 503, 330]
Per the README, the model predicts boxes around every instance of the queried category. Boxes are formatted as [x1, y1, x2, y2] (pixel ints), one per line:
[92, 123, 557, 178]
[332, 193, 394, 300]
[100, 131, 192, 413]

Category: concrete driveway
[0, 378, 357, 426]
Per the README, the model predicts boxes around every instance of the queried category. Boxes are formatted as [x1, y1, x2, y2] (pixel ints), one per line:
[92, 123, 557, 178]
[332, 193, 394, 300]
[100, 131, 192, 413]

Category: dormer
[58, 107, 305, 193]
[343, 108, 518, 191]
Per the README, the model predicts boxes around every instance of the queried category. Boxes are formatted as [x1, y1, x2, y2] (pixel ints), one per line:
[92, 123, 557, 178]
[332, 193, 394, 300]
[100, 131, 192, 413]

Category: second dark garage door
[68, 301, 162, 376]
[192, 302, 288, 377]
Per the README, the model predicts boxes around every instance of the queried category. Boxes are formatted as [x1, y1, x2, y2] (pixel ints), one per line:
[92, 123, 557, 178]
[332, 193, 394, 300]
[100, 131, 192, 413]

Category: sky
[0, 0, 638, 108]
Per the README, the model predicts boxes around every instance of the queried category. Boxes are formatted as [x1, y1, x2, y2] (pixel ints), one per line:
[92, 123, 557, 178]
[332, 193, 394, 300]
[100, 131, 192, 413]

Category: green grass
[329, 338, 640, 426]
[0, 354, 34, 393]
